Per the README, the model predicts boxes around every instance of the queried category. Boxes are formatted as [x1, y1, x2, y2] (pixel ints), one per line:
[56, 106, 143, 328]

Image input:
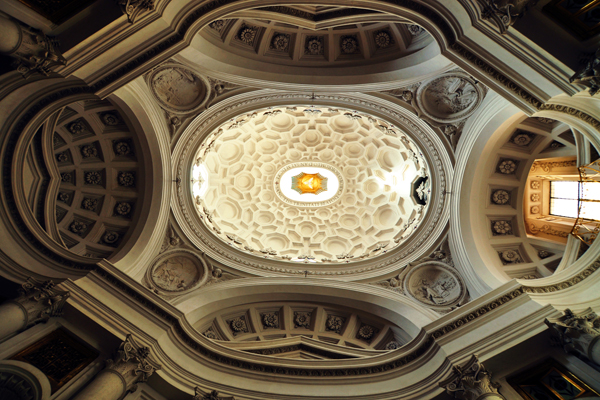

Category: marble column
[0, 14, 66, 76]
[439, 355, 505, 400]
[545, 308, 600, 366]
[72, 334, 160, 400]
[0, 278, 69, 341]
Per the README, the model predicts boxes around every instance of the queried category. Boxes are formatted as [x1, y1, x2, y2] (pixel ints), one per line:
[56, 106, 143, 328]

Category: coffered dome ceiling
[189, 106, 433, 266]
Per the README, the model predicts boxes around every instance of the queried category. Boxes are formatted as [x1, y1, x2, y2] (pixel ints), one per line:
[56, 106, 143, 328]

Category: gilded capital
[439, 355, 505, 400]
[12, 278, 70, 329]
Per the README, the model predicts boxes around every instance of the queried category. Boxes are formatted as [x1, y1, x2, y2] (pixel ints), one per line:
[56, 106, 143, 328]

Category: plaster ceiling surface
[191, 106, 431, 265]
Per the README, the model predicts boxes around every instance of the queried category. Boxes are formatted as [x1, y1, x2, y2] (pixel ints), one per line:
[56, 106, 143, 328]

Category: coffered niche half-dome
[18, 99, 149, 261]
[197, 301, 411, 358]
[182, 6, 449, 88]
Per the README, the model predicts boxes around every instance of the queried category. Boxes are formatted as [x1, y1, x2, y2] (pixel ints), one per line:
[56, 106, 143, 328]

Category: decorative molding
[449, 43, 543, 110]
[194, 387, 235, 400]
[117, 0, 155, 23]
[530, 159, 577, 173]
[529, 223, 569, 238]
[90, 258, 600, 377]
[538, 103, 600, 129]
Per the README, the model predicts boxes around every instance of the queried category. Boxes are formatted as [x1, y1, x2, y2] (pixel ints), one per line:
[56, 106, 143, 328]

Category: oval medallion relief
[403, 262, 466, 308]
[148, 250, 209, 294]
[415, 72, 484, 124]
[149, 65, 208, 113]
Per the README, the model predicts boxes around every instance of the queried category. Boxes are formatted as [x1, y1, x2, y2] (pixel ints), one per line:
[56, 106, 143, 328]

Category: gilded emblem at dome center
[292, 172, 327, 195]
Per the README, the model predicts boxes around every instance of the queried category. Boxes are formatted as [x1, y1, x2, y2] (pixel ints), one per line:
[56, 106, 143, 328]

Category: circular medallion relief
[403, 262, 465, 307]
[416, 72, 484, 124]
[149, 251, 208, 293]
[149, 65, 208, 113]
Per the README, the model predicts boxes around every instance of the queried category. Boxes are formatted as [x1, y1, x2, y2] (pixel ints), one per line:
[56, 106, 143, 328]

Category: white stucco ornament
[190, 106, 431, 264]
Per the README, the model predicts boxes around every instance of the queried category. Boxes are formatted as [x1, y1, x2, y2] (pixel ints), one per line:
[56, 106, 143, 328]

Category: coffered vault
[0, 1, 600, 400]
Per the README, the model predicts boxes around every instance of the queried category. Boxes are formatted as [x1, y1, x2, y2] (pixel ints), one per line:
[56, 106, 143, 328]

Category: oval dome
[191, 106, 432, 264]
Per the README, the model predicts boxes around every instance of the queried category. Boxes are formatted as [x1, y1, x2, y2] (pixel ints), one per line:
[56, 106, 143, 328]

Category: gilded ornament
[101, 112, 120, 126]
[56, 152, 68, 162]
[114, 141, 132, 156]
[357, 324, 377, 340]
[407, 25, 423, 35]
[294, 312, 311, 328]
[118, 172, 135, 187]
[102, 231, 120, 245]
[69, 221, 87, 234]
[115, 202, 132, 216]
[374, 31, 392, 48]
[82, 198, 98, 211]
[531, 193, 540, 202]
[341, 36, 359, 54]
[209, 20, 225, 32]
[531, 180, 540, 189]
[58, 192, 70, 203]
[499, 249, 522, 264]
[497, 159, 517, 174]
[326, 315, 344, 332]
[530, 206, 540, 214]
[68, 120, 86, 135]
[538, 250, 552, 259]
[60, 173, 72, 183]
[305, 37, 324, 55]
[512, 132, 533, 146]
[85, 171, 102, 185]
[492, 220, 512, 235]
[238, 26, 257, 45]
[262, 312, 279, 328]
[230, 317, 249, 333]
[385, 341, 401, 350]
[271, 34, 290, 51]
[491, 189, 510, 205]
[81, 145, 98, 158]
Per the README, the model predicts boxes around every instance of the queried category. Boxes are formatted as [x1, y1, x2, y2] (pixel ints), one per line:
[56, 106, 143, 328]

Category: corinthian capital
[478, 0, 538, 33]
[105, 335, 161, 394]
[0, 15, 67, 76]
[439, 355, 505, 400]
[13, 278, 69, 328]
[194, 388, 235, 400]
[545, 308, 600, 365]
[117, 0, 155, 23]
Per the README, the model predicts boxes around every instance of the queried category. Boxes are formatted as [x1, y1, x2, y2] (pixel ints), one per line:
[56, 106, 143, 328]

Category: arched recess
[453, 90, 600, 298]
[0, 360, 52, 400]
[0, 83, 160, 278]
[74, 0, 570, 113]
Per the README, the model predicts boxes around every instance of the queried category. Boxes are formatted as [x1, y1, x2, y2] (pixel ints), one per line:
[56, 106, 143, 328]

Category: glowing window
[550, 181, 600, 220]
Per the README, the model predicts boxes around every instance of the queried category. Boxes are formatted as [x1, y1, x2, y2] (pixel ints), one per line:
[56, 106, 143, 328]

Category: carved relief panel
[146, 250, 209, 295]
